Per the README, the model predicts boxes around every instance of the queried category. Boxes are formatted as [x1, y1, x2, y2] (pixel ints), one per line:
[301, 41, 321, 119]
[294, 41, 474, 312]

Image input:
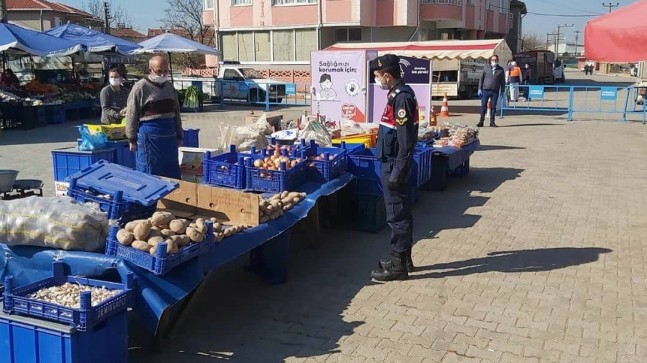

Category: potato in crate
[105, 212, 216, 275]
[2, 262, 133, 332]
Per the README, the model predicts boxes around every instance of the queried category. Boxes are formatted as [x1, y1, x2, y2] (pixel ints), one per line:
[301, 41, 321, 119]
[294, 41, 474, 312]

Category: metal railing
[420, 0, 463, 5]
[499, 84, 647, 123]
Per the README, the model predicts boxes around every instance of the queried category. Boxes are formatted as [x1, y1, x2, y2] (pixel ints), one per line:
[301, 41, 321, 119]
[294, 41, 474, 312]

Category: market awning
[584, 1, 647, 62]
[325, 39, 512, 61]
[0, 22, 82, 57]
[45, 23, 141, 55]
[132, 33, 218, 55]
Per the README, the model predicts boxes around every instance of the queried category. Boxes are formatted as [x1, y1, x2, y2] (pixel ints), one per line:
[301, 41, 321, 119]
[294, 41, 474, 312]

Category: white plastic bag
[0, 196, 109, 251]
[299, 119, 332, 146]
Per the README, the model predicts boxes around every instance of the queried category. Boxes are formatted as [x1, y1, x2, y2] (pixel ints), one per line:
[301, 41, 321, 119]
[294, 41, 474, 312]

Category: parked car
[213, 63, 288, 104]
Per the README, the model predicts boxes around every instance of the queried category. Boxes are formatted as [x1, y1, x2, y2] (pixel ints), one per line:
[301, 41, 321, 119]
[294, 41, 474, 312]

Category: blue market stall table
[0, 174, 353, 336]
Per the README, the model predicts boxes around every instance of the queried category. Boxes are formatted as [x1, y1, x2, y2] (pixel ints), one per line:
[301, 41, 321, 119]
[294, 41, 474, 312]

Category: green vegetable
[182, 86, 199, 110]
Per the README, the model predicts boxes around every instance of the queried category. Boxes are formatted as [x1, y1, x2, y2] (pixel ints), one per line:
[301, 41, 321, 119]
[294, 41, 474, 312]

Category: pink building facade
[203, 0, 523, 68]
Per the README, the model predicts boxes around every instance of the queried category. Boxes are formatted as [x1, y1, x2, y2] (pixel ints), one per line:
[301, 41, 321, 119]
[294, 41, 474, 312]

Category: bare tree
[160, 0, 211, 45]
[83, 0, 132, 28]
[521, 33, 545, 52]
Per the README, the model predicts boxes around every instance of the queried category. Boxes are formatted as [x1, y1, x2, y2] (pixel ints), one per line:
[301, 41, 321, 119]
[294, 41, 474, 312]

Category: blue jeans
[480, 89, 500, 123]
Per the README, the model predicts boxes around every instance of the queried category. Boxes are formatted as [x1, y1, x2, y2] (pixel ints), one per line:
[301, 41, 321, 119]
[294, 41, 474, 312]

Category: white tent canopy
[326, 39, 512, 62]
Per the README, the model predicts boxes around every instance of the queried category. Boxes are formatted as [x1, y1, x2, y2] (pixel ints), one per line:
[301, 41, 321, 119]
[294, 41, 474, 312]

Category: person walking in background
[477, 55, 506, 128]
[507, 61, 522, 102]
[522, 63, 533, 101]
[125, 55, 182, 179]
[100, 66, 130, 125]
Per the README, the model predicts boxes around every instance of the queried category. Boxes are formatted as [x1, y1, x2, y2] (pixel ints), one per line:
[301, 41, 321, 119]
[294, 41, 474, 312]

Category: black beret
[371, 54, 400, 72]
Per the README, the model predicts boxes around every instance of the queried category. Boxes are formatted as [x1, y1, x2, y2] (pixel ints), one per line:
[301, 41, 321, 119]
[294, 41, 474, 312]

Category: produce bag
[299, 118, 332, 146]
[232, 116, 272, 151]
[0, 196, 109, 252]
[78, 125, 108, 151]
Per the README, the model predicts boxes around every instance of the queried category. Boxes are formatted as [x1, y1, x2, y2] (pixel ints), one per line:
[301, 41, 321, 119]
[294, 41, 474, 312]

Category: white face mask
[491, 62, 498, 67]
[374, 75, 389, 90]
[150, 74, 168, 85]
[109, 78, 122, 87]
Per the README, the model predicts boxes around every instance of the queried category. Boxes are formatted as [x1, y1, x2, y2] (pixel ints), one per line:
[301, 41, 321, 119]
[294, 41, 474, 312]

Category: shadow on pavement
[128, 166, 523, 363]
[500, 123, 565, 128]
[409, 247, 612, 279]
[0, 121, 87, 146]
[478, 145, 527, 151]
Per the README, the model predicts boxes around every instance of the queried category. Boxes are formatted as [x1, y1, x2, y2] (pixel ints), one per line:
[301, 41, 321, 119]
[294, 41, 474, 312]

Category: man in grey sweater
[125, 55, 182, 178]
[477, 54, 507, 127]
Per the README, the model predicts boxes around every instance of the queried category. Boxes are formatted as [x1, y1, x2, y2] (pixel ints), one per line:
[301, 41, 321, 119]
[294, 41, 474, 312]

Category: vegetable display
[182, 86, 200, 109]
[258, 191, 307, 223]
[27, 283, 122, 309]
[251, 144, 303, 171]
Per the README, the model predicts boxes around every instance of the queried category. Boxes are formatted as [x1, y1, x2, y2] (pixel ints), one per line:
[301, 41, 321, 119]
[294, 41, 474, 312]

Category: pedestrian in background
[477, 54, 506, 128]
[507, 61, 522, 102]
[522, 63, 533, 101]
[125, 55, 182, 179]
[370, 54, 419, 282]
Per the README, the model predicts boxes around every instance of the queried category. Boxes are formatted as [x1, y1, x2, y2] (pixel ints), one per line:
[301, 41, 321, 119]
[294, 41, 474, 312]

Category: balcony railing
[420, 0, 463, 5]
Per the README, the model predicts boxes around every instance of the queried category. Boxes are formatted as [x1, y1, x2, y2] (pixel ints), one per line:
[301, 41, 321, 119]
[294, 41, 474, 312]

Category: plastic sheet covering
[0, 196, 108, 251]
[0, 173, 353, 334]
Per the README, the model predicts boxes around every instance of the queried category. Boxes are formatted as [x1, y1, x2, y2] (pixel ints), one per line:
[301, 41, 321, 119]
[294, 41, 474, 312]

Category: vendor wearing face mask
[99, 67, 130, 125]
[370, 54, 419, 282]
[125, 55, 182, 179]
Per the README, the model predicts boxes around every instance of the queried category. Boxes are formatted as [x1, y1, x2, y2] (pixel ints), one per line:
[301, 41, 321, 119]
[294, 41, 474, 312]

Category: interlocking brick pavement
[3, 70, 647, 362]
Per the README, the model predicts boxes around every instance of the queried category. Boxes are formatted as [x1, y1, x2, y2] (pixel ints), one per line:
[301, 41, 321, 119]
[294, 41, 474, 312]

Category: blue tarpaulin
[0, 23, 82, 57]
[45, 23, 141, 55]
[0, 174, 352, 334]
[434, 140, 480, 170]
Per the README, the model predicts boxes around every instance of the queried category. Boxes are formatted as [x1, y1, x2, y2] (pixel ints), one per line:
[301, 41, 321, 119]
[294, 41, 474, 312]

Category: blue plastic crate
[182, 128, 200, 148]
[305, 147, 348, 182]
[203, 146, 249, 189]
[356, 194, 387, 233]
[245, 153, 307, 193]
[67, 160, 178, 207]
[2, 262, 133, 332]
[0, 309, 128, 363]
[105, 222, 216, 275]
[51, 147, 115, 182]
[46, 105, 65, 124]
[104, 140, 136, 169]
[67, 187, 156, 223]
[412, 146, 434, 187]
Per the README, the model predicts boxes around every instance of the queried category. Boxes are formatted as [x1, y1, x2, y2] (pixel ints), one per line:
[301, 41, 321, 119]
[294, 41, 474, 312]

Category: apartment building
[203, 0, 525, 68]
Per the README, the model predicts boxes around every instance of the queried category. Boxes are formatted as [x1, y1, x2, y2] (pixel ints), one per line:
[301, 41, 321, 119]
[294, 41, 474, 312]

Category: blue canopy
[45, 23, 141, 55]
[133, 32, 218, 55]
[0, 22, 82, 57]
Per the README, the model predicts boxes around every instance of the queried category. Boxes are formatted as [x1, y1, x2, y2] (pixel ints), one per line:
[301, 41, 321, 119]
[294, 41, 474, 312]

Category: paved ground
[3, 69, 647, 362]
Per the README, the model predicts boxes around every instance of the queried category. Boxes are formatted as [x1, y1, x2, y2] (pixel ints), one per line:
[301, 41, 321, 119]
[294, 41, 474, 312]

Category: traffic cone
[439, 93, 450, 117]
[485, 99, 491, 119]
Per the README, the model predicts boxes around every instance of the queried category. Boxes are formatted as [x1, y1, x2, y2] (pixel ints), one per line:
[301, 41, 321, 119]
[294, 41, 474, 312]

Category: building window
[295, 29, 317, 61]
[220, 29, 314, 63]
[334, 28, 362, 42]
[273, 0, 316, 5]
[273, 30, 294, 61]
[255, 32, 271, 61]
[204, 0, 214, 9]
[232, 0, 252, 5]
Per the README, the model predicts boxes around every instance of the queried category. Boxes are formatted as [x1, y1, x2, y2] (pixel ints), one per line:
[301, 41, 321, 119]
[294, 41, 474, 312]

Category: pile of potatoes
[210, 218, 250, 242]
[258, 191, 307, 223]
[115, 211, 209, 256]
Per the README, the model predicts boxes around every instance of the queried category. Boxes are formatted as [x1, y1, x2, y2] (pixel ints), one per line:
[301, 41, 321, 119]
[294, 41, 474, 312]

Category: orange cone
[485, 99, 491, 119]
[439, 93, 450, 117]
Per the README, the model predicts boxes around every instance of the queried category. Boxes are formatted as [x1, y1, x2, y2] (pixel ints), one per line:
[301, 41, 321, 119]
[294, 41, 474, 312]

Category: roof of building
[112, 27, 147, 40]
[8, 0, 94, 17]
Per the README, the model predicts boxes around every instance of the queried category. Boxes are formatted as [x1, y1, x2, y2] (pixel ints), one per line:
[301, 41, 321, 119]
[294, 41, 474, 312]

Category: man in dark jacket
[370, 54, 419, 282]
[477, 54, 507, 127]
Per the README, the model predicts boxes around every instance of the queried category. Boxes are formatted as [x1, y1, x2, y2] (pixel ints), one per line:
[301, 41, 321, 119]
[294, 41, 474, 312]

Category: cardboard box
[178, 147, 220, 183]
[54, 181, 69, 197]
[158, 179, 260, 226]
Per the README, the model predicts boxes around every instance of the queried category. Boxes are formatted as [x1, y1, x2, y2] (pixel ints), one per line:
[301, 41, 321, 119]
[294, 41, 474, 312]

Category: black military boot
[378, 249, 415, 272]
[371, 251, 408, 281]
